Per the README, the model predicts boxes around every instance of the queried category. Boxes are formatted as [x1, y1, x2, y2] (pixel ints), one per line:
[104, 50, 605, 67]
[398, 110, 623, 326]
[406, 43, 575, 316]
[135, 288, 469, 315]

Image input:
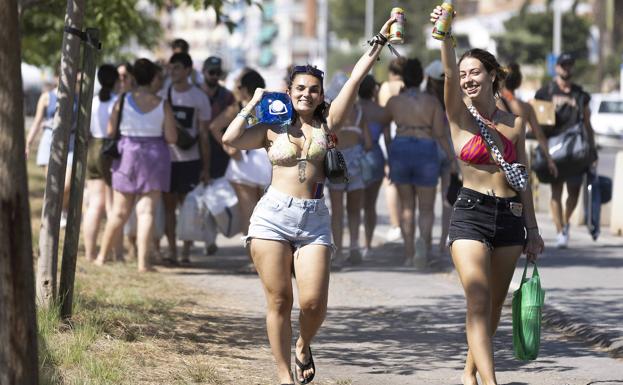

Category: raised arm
[222, 88, 269, 150]
[327, 17, 395, 129]
[431, 7, 469, 127]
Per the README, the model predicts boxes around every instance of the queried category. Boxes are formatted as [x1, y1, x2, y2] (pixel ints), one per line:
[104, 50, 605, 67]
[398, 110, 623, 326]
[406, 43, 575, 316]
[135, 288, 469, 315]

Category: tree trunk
[36, 0, 85, 308]
[59, 28, 99, 319]
[0, 0, 40, 383]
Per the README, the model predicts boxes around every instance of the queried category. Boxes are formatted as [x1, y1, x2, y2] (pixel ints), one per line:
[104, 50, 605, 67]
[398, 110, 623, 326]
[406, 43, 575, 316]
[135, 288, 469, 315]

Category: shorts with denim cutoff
[448, 187, 526, 250]
[389, 136, 440, 186]
[244, 186, 334, 253]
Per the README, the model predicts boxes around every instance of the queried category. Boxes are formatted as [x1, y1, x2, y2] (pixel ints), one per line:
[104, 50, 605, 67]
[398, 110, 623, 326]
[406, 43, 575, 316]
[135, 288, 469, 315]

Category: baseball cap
[557, 53, 575, 66]
[425, 60, 444, 80]
[203, 56, 222, 71]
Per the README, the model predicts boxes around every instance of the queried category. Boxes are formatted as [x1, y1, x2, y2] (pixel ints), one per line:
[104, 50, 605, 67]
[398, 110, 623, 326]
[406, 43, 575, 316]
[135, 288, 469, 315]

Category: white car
[590, 93, 623, 139]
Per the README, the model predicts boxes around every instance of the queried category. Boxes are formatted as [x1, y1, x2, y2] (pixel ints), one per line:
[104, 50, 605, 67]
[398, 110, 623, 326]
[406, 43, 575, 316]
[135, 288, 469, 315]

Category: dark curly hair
[458, 48, 507, 96]
[402, 58, 424, 89]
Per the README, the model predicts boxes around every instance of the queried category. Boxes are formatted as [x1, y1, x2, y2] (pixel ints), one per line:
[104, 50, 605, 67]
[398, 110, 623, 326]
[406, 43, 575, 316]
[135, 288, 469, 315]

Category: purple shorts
[112, 136, 171, 194]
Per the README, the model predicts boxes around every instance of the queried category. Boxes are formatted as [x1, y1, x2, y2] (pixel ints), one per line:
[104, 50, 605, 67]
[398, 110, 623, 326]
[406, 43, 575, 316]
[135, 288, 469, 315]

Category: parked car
[590, 93, 623, 139]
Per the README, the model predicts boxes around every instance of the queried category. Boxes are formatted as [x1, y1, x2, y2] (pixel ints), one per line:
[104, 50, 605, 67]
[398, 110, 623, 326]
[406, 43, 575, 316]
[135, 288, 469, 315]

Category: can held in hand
[432, 1, 454, 40]
[389, 7, 405, 45]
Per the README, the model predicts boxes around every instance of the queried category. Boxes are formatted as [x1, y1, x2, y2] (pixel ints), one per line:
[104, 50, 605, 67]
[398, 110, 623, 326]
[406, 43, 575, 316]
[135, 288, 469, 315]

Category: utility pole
[365, 0, 374, 40]
[0, 0, 40, 382]
[553, 0, 562, 56]
[37, 0, 86, 308]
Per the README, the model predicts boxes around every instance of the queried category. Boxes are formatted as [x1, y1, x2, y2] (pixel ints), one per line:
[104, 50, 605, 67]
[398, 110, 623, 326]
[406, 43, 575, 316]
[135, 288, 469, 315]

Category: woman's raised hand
[430, 5, 444, 24]
[379, 16, 396, 38]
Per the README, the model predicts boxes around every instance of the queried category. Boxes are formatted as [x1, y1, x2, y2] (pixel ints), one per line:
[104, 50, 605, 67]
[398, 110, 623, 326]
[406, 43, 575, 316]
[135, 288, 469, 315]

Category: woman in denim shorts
[380, 58, 455, 267]
[433, 6, 544, 385]
[222, 17, 397, 385]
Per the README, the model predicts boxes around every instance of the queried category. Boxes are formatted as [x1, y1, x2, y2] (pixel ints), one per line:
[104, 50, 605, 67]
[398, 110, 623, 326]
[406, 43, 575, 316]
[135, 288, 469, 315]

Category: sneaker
[331, 253, 345, 271]
[362, 247, 372, 261]
[385, 226, 402, 243]
[556, 231, 568, 249]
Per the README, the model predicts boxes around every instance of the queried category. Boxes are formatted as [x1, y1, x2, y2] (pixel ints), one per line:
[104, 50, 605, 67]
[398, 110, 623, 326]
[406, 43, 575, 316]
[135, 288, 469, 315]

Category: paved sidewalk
[158, 204, 623, 384]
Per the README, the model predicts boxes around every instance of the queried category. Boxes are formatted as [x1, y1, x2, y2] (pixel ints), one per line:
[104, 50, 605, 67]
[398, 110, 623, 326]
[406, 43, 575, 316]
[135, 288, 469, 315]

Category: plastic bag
[176, 184, 217, 243]
[202, 178, 242, 238]
[512, 261, 545, 361]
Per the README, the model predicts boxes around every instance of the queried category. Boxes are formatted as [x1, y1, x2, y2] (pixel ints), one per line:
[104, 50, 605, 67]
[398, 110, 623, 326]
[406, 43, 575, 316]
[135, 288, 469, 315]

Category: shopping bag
[202, 177, 242, 238]
[512, 261, 545, 361]
[176, 184, 217, 242]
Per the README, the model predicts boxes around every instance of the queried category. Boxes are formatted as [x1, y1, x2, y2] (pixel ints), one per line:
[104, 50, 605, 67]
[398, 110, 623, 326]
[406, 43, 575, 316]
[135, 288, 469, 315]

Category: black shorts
[448, 187, 526, 250]
[86, 138, 106, 180]
[169, 159, 201, 194]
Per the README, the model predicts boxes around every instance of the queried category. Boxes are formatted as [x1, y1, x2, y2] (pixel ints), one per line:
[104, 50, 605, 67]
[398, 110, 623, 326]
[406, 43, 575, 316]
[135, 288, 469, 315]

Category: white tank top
[90, 94, 116, 138]
[119, 94, 165, 137]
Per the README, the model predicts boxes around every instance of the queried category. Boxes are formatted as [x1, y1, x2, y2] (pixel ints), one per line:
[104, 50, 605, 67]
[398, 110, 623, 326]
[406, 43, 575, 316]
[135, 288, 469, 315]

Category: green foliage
[20, 0, 259, 67]
[327, 0, 439, 53]
[494, 11, 591, 65]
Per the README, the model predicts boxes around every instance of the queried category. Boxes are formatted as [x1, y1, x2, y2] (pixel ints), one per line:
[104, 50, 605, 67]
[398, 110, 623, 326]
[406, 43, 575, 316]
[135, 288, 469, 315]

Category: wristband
[237, 111, 250, 120]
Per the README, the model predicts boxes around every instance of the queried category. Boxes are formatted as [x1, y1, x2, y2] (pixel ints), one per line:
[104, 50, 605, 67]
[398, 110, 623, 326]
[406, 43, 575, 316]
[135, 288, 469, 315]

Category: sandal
[294, 346, 315, 384]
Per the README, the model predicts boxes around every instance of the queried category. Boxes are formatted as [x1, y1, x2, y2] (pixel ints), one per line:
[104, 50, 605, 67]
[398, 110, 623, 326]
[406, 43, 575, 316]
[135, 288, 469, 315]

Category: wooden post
[59, 28, 100, 319]
[0, 0, 40, 382]
[36, 0, 85, 308]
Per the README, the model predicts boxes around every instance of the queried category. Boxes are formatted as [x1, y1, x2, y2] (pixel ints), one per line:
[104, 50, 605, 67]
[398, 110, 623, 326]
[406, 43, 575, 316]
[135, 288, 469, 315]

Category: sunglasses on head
[291, 65, 324, 79]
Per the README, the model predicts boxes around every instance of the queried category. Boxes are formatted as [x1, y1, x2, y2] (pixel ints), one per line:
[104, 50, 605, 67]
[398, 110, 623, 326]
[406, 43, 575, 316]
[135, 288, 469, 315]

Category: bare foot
[461, 373, 478, 385]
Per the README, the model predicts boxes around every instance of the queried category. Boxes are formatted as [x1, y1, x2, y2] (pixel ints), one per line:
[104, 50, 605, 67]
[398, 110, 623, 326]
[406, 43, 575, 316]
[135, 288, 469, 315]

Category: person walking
[95, 58, 177, 272]
[161, 52, 212, 264]
[202, 56, 236, 255]
[433, 6, 544, 385]
[222, 17, 396, 385]
[381, 58, 454, 267]
[83, 64, 118, 262]
[378, 57, 406, 243]
[534, 53, 596, 248]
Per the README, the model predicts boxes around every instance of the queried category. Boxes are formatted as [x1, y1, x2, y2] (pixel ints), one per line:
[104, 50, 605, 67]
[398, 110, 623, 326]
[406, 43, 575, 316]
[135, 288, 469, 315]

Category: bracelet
[367, 33, 387, 47]
[237, 111, 250, 120]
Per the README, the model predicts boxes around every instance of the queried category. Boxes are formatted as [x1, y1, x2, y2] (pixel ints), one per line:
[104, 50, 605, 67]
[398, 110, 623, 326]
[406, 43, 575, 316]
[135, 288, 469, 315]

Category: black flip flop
[294, 346, 315, 384]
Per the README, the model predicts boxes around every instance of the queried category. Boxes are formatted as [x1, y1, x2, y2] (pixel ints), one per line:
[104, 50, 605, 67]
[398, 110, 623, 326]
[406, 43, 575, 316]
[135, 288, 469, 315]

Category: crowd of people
[24, 5, 600, 383]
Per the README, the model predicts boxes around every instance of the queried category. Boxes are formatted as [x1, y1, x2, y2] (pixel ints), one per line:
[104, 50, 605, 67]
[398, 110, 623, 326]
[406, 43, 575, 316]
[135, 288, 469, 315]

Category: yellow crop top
[268, 124, 328, 166]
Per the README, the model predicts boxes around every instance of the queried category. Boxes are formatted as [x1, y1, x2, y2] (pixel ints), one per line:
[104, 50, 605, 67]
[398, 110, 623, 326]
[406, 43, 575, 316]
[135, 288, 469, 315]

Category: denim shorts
[389, 136, 440, 186]
[448, 188, 526, 250]
[328, 144, 365, 192]
[244, 186, 334, 252]
[362, 144, 386, 186]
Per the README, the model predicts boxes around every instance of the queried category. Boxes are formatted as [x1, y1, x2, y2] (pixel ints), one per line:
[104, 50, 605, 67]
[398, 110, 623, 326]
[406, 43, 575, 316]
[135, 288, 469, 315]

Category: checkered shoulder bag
[467, 105, 528, 192]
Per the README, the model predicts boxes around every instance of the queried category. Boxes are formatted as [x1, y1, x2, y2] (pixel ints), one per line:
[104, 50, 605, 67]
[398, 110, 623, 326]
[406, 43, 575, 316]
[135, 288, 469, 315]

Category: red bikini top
[459, 118, 516, 165]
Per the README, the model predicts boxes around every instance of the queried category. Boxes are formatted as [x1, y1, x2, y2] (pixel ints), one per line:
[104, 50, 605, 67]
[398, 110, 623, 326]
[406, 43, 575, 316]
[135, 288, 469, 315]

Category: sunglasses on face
[206, 70, 221, 76]
[292, 65, 324, 79]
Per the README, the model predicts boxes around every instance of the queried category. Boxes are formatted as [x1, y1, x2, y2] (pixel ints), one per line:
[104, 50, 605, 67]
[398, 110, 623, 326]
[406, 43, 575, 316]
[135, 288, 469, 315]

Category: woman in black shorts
[432, 6, 544, 385]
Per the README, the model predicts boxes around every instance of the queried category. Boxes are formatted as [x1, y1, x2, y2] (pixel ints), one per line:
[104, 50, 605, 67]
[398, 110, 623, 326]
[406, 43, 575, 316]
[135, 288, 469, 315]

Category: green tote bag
[512, 260, 545, 360]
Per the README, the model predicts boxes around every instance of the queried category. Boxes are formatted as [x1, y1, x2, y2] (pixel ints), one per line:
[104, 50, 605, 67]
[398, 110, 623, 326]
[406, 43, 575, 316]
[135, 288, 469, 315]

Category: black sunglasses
[206, 69, 222, 76]
[291, 65, 324, 79]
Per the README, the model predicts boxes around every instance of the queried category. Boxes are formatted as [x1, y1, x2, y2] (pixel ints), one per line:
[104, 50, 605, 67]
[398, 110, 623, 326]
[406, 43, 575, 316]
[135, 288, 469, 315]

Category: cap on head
[557, 53, 575, 66]
[424, 60, 444, 81]
[203, 56, 222, 71]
